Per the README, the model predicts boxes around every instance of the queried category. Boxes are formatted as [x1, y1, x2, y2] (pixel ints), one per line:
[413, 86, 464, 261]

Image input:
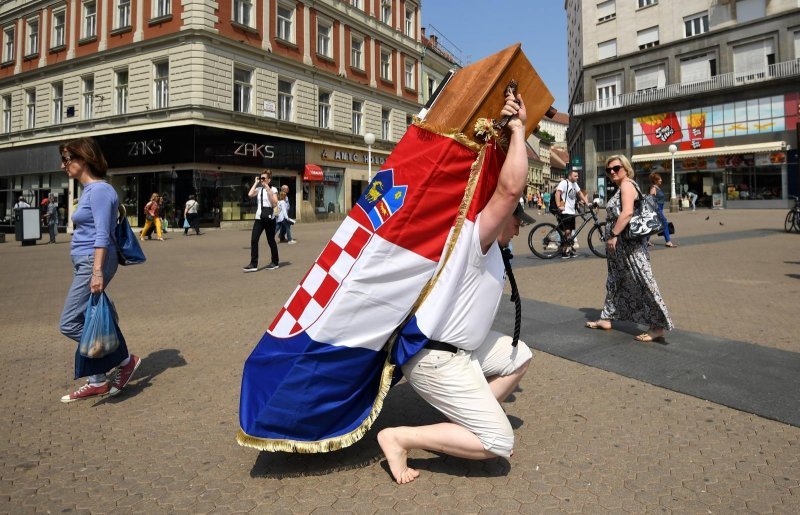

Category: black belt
[425, 340, 459, 353]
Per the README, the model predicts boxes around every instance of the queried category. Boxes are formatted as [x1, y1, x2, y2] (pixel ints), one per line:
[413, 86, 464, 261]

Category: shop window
[595, 121, 625, 152]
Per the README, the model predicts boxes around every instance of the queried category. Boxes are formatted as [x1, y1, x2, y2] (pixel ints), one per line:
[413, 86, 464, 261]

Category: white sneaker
[287, 240, 297, 245]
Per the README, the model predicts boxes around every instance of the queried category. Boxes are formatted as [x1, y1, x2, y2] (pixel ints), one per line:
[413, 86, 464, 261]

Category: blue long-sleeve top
[70, 182, 119, 256]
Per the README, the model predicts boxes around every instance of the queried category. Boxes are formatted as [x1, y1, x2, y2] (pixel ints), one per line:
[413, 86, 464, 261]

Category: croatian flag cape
[237, 122, 505, 452]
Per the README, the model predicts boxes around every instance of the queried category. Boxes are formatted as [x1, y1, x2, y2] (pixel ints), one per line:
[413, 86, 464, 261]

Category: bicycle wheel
[785, 211, 795, 232]
[528, 222, 562, 259]
[588, 222, 608, 259]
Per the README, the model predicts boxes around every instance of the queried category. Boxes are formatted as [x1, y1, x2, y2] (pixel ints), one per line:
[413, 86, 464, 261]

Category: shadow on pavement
[101, 348, 187, 403]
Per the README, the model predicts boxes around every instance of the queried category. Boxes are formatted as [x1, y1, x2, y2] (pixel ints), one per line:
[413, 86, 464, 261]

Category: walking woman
[585, 155, 673, 343]
[183, 194, 202, 236]
[58, 137, 141, 402]
[139, 193, 163, 241]
[648, 172, 676, 247]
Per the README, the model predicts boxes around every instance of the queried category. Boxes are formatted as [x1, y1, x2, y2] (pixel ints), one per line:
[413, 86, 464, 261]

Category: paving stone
[0, 211, 798, 513]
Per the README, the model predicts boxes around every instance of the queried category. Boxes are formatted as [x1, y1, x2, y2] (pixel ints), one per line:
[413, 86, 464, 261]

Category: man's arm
[478, 92, 528, 253]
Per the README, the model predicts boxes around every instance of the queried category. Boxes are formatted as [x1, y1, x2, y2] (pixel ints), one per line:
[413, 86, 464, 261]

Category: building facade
[566, 0, 800, 209]
[0, 0, 425, 231]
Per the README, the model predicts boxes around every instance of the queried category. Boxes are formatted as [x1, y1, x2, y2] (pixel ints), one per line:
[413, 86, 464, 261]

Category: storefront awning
[631, 141, 786, 163]
[303, 164, 324, 181]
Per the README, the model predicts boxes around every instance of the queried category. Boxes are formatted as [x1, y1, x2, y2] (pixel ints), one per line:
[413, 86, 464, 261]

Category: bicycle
[785, 196, 800, 233]
[528, 204, 607, 259]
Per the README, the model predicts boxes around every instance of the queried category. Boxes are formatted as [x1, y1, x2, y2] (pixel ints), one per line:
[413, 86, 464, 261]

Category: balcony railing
[573, 59, 800, 117]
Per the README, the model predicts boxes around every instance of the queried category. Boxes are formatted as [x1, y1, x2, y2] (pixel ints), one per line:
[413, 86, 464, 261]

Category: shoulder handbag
[626, 181, 663, 239]
[115, 205, 146, 265]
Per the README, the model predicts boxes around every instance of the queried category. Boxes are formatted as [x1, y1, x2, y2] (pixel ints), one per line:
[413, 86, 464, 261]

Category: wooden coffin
[423, 43, 555, 144]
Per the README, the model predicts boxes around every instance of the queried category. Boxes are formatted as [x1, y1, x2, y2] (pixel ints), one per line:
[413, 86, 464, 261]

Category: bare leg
[378, 423, 496, 484]
[486, 359, 531, 403]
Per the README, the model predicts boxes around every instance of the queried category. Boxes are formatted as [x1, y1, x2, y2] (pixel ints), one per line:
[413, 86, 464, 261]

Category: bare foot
[377, 428, 420, 484]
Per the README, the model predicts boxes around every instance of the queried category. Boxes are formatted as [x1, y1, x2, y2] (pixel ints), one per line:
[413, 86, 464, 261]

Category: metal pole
[668, 144, 678, 213]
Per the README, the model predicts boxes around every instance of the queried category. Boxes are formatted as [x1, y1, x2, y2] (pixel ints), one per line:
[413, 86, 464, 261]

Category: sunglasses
[605, 165, 623, 174]
[61, 155, 73, 164]
[260, 177, 268, 180]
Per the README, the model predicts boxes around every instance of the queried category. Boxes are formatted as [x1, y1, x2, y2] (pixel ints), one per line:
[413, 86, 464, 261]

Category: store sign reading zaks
[235, 141, 276, 159]
[128, 139, 163, 156]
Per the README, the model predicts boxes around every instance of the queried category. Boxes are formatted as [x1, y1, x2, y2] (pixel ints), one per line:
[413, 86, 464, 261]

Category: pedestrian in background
[586, 155, 673, 343]
[183, 194, 202, 236]
[688, 190, 698, 211]
[648, 172, 676, 248]
[243, 170, 279, 272]
[139, 193, 163, 241]
[276, 191, 296, 244]
[58, 137, 141, 402]
[45, 193, 59, 243]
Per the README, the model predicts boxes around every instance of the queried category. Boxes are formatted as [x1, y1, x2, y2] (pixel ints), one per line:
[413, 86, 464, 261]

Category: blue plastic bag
[183, 217, 190, 229]
[78, 293, 122, 359]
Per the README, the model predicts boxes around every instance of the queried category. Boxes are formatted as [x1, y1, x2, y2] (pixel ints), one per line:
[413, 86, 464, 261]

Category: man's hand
[500, 92, 526, 130]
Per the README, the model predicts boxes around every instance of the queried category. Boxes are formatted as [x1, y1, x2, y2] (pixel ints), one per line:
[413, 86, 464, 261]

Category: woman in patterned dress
[585, 155, 673, 343]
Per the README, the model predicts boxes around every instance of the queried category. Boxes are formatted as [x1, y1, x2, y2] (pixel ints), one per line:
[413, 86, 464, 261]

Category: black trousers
[184, 213, 200, 235]
[250, 217, 278, 266]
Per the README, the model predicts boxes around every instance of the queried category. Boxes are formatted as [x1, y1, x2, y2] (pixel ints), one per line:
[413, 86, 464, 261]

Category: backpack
[548, 192, 559, 214]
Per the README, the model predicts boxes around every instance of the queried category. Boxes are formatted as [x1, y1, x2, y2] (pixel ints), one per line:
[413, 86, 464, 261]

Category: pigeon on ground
[705, 216, 710, 220]
[719, 221, 724, 226]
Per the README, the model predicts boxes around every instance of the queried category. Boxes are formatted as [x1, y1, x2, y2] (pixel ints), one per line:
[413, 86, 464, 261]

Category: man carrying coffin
[378, 92, 534, 484]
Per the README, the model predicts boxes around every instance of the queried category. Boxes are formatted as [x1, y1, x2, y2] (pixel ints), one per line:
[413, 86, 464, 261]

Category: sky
[420, 1, 569, 114]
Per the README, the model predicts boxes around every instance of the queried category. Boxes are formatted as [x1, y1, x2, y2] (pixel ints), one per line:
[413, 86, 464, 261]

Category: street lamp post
[364, 132, 376, 183]
[668, 144, 679, 213]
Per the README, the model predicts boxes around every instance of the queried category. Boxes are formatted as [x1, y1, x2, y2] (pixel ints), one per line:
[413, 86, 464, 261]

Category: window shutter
[681, 54, 712, 83]
[598, 39, 616, 60]
[597, 0, 615, 21]
[793, 31, 800, 60]
[733, 39, 772, 75]
[637, 26, 659, 47]
[635, 64, 665, 91]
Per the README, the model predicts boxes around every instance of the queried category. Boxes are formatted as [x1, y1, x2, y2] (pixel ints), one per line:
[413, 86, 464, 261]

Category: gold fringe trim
[412, 117, 484, 153]
[237, 359, 395, 453]
[237, 127, 490, 453]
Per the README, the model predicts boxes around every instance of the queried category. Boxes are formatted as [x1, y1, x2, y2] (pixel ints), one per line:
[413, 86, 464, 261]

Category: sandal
[646, 242, 654, 247]
[664, 242, 677, 248]
[586, 321, 611, 330]
[634, 333, 666, 343]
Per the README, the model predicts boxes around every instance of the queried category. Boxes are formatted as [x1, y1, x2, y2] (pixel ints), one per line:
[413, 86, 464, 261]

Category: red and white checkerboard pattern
[269, 218, 372, 337]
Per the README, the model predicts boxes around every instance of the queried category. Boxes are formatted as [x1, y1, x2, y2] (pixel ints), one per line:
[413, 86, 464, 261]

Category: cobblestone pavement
[0, 208, 798, 513]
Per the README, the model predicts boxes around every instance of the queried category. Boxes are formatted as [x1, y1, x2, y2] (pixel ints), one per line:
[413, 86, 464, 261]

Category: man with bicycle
[555, 170, 589, 259]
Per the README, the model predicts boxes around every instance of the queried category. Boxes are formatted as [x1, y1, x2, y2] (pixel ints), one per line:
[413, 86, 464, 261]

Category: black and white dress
[600, 184, 674, 330]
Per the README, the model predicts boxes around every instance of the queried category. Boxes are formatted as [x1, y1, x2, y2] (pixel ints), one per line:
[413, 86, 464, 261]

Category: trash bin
[15, 207, 41, 245]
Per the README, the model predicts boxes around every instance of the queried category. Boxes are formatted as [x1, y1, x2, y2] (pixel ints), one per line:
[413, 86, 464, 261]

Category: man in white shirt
[378, 92, 534, 485]
[555, 170, 589, 258]
[13, 196, 30, 210]
[243, 170, 280, 272]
